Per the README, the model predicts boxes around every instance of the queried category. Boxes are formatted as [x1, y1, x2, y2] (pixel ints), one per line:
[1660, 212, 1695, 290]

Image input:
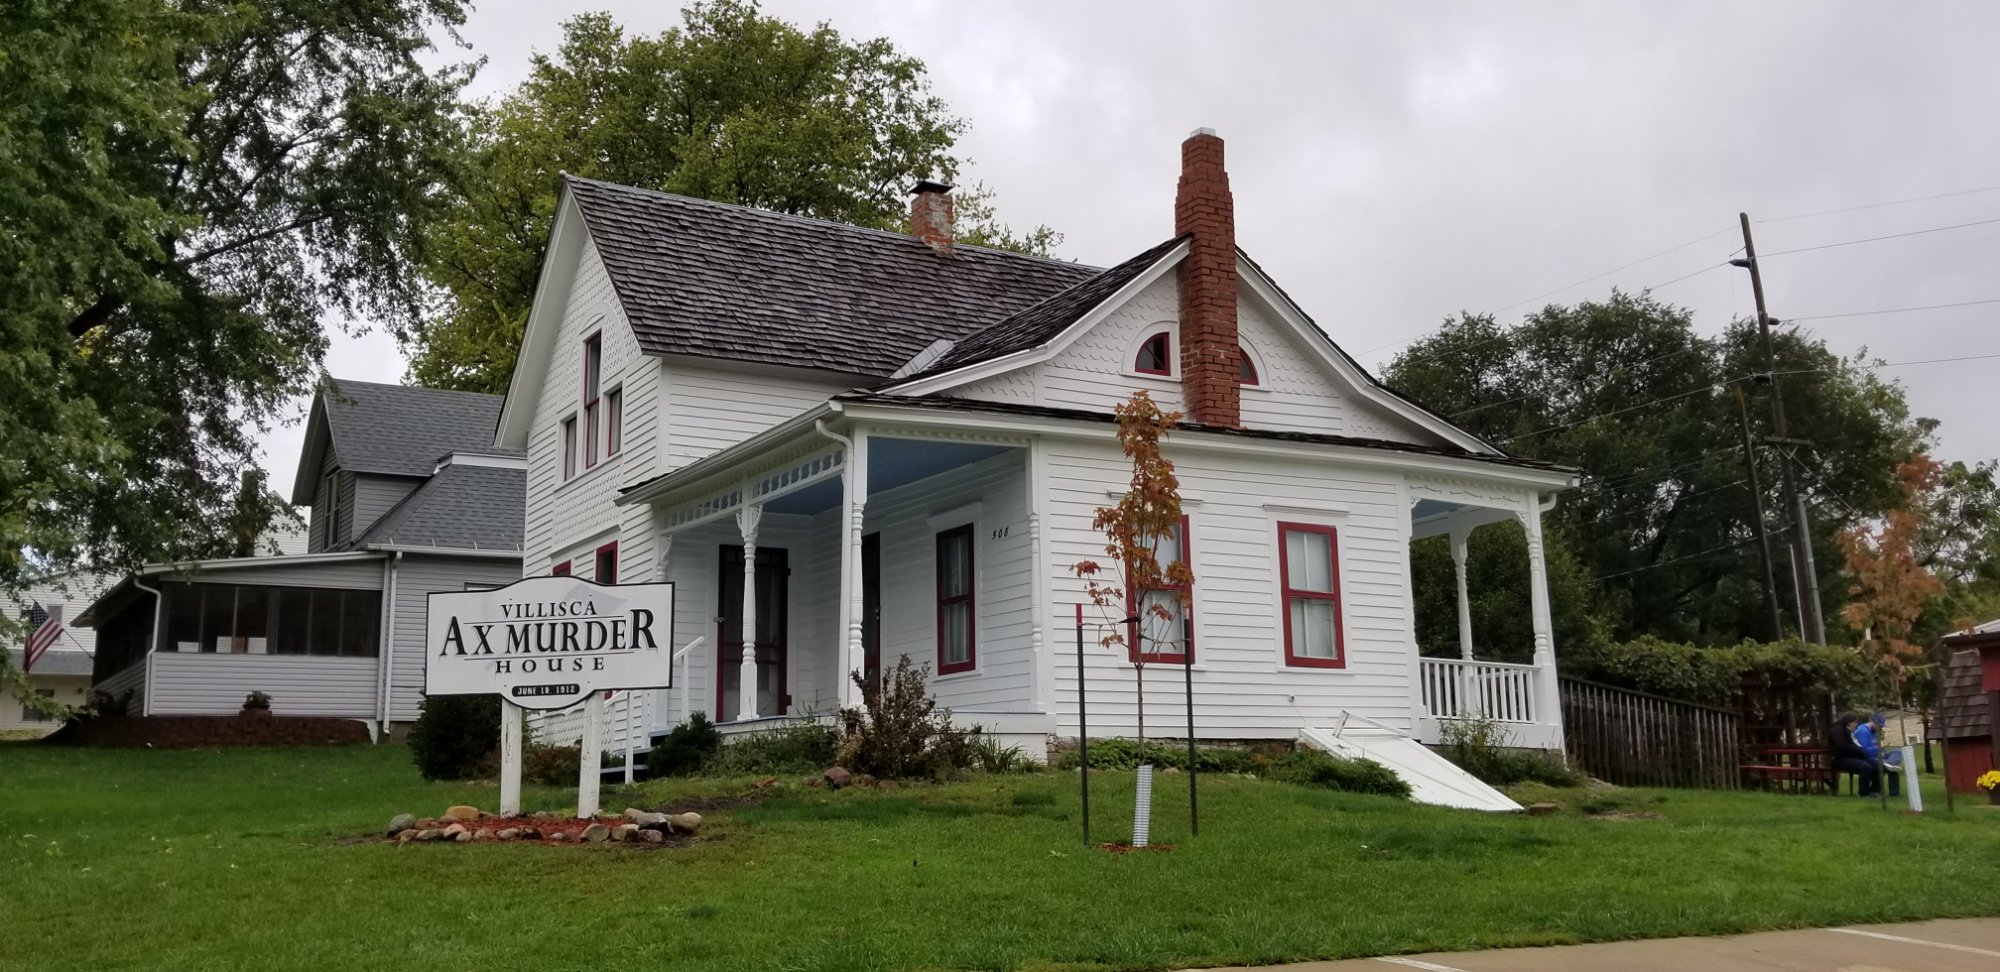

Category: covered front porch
[623, 415, 1055, 747]
[1408, 485, 1565, 751]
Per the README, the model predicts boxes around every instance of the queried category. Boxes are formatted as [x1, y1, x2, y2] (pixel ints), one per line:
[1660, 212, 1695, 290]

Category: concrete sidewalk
[1187, 919, 2000, 972]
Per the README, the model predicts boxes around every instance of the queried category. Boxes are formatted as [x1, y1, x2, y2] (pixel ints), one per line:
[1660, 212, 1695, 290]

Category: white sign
[425, 576, 674, 711]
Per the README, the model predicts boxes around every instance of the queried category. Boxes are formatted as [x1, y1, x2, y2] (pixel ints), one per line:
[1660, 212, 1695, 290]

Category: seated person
[1828, 712, 1885, 797]
[1854, 711, 1902, 797]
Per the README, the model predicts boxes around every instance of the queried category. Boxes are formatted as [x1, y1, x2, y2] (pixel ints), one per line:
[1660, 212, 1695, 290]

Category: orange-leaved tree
[1838, 454, 1947, 685]
[1072, 391, 1193, 764]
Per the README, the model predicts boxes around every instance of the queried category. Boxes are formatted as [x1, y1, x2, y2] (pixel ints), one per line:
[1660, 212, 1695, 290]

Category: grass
[2, 743, 1997, 972]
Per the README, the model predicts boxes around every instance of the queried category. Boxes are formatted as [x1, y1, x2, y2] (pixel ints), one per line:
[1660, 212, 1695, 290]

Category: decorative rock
[612, 824, 639, 842]
[549, 831, 571, 842]
[495, 828, 520, 841]
[639, 828, 664, 844]
[824, 766, 853, 788]
[445, 805, 481, 822]
[386, 813, 416, 837]
[518, 827, 541, 840]
[856, 774, 879, 789]
[415, 818, 438, 829]
[1526, 802, 1561, 817]
[582, 823, 611, 843]
[668, 812, 702, 834]
[454, 830, 474, 843]
[396, 829, 419, 844]
[438, 815, 461, 827]
[621, 807, 648, 821]
[1162, 767, 1182, 775]
[627, 810, 667, 827]
[443, 823, 468, 839]
[415, 828, 441, 842]
[754, 776, 780, 789]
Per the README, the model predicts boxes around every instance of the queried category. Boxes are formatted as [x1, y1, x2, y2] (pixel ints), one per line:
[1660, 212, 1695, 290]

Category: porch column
[736, 504, 763, 721]
[1450, 527, 1474, 661]
[1519, 499, 1563, 733]
[838, 429, 869, 709]
[1026, 440, 1051, 713]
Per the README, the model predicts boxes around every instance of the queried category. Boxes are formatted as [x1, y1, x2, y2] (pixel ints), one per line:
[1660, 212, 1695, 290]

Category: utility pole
[1733, 212, 1827, 644]
[1735, 386, 1787, 640]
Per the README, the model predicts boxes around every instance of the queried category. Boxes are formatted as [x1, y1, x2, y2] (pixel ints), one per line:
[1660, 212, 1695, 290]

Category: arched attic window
[1135, 332, 1172, 375]
[1238, 347, 1259, 385]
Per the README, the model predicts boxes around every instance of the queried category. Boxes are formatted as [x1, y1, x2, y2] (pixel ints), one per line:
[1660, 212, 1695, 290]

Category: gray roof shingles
[345, 464, 525, 553]
[565, 177, 1102, 377]
[8, 648, 94, 677]
[1931, 648, 1992, 740]
[323, 378, 520, 478]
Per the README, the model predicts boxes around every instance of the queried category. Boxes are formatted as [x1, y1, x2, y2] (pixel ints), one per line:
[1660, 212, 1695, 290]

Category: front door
[717, 545, 788, 721]
[862, 532, 881, 693]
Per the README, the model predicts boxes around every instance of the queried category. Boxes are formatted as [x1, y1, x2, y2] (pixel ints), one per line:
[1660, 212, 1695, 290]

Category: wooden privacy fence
[1560, 677, 1741, 789]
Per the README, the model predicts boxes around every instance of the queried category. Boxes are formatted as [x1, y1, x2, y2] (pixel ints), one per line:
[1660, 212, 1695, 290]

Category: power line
[1786, 297, 2000, 322]
[1759, 215, 2000, 258]
[1756, 184, 2000, 224]
[1498, 378, 1741, 446]
[1448, 346, 1706, 419]
[1771, 350, 2000, 379]
[1593, 535, 1767, 580]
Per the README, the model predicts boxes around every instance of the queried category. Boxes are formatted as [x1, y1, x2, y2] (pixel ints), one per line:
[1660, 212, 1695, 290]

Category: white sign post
[426, 576, 674, 820]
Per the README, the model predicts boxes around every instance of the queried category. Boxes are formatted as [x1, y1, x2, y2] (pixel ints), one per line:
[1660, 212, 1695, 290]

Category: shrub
[965, 736, 1037, 774]
[649, 712, 722, 777]
[409, 694, 500, 781]
[1052, 738, 1260, 773]
[711, 721, 839, 776]
[524, 744, 582, 786]
[1561, 637, 1876, 709]
[833, 656, 979, 779]
[1263, 749, 1411, 798]
[1437, 717, 1584, 787]
[241, 691, 272, 711]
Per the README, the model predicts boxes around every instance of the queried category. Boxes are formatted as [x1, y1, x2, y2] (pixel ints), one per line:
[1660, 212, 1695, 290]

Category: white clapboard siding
[350, 474, 422, 536]
[95, 660, 147, 701]
[387, 554, 524, 724]
[147, 653, 379, 718]
[662, 364, 854, 472]
[1045, 437, 1420, 739]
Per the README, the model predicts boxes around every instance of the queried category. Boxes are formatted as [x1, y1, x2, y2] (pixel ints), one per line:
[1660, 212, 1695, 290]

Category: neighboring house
[4, 572, 110, 734]
[1932, 623, 1999, 794]
[3, 649, 94, 734]
[500, 130, 1575, 769]
[79, 379, 524, 730]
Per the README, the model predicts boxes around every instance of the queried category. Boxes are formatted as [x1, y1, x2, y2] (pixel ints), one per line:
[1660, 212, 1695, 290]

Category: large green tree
[1, 0, 471, 694]
[1387, 292, 1928, 649]
[407, 2, 1057, 393]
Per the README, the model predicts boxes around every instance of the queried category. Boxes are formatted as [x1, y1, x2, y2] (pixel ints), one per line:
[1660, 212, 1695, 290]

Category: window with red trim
[605, 386, 623, 457]
[935, 525, 975, 674]
[594, 541, 618, 585]
[582, 333, 602, 467]
[561, 416, 577, 480]
[1135, 332, 1171, 375]
[1127, 516, 1193, 664]
[1238, 346, 1259, 385]
[551, 560, 570, 576]
[1278, 522, 1344, 667]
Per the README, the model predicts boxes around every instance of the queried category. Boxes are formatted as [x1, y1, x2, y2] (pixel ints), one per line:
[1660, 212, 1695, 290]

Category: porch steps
[1298, 721, 1522, 813]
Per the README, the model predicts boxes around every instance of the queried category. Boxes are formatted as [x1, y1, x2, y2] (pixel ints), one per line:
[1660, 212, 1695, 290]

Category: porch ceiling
[760, 438, 1013, 516]
[1410, 499, 1519, 540]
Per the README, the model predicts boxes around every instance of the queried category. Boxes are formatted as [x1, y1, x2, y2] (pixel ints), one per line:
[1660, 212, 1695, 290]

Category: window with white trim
[1128, 516, 1192, 664]
[935, 525, 975, 673]
[582, 332, 602, 467]
[1135, 332, 1171, 375]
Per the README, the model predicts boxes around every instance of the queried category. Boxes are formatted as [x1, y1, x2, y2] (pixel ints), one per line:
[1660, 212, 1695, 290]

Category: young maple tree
[1073, 391, 1193, 763]
[1838, 454, 1948, 680]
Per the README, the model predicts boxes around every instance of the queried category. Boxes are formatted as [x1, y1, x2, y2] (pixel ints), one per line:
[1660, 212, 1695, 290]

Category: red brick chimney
[909, 180, 955, 254]
[1175, 128, 1240, 427]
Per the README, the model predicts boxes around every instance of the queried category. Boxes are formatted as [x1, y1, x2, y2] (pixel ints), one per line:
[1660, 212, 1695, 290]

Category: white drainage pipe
[1132, 763, 1154, 848]
[1901, 744, 1922, 813]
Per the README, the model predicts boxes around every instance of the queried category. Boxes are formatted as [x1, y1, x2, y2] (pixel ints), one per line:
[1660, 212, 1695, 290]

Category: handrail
[1558, 675, 1736, 716]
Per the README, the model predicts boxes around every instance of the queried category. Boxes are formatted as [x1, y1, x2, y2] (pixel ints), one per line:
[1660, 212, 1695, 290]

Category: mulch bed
[43, 714, 369, 749]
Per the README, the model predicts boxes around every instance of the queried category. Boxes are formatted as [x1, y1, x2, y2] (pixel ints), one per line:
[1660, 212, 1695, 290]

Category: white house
[5, 572, 106, 734]
[501, 131, 1575, 768]
[80, 379, 524, 730]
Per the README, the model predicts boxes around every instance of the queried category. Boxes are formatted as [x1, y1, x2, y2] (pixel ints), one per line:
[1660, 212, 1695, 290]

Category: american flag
[23, 603, 62, 673]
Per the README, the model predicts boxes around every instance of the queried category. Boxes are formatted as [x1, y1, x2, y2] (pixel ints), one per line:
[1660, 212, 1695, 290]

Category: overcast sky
[272, 1, 2000, 495]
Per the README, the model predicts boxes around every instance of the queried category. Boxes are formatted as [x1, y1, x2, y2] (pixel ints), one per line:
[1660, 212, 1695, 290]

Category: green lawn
[2, 743, 1996, 972]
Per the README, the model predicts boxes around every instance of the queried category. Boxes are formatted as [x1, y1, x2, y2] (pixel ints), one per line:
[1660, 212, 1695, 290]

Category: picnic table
[1739, 745, 1839, 793]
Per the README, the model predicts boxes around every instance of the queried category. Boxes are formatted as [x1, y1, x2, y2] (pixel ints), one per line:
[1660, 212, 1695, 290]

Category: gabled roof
[291, 378, 518, 502]
[565, 177, 1100, 376]
[342, 463, 525, 553]
[916, 235, 1187, 376]
[1930, 648, 1992, 740]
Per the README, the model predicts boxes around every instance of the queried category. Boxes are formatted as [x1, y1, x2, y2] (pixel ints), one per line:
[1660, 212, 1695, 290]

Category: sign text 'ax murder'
[424, 577, 675, 710]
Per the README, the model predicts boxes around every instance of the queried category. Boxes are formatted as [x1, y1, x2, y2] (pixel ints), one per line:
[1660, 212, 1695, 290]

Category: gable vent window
[582, 332, 602, 467]
[1238, 346, 1259, 385]
[1135, 332, 1172, 375]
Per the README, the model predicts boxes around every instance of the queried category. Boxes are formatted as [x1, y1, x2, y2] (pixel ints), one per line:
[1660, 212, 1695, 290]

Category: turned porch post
[736, 504, 763, 721]
[838, 430, 869, 709]
[1519, 499, 1563, 733]
[1450, 526, 1474, 661]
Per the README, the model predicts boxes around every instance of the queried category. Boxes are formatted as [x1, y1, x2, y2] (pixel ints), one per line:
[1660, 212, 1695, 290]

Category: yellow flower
[1977, 770, 2000, 792]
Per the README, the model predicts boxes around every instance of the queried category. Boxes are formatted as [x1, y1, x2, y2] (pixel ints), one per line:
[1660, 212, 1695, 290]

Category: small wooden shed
[1929, 638, 1999, 794]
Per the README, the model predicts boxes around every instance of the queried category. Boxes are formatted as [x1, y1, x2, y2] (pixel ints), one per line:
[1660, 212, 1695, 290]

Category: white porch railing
[1420, 657, 1540, 724]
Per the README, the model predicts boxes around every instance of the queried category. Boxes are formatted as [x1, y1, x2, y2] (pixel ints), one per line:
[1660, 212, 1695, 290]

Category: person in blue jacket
[1854, 711, 1902, 797]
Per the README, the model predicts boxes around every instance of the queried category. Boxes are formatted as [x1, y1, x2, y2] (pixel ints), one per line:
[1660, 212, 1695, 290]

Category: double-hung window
[1128, 517, 1193, 664]
[1278, 522, 1344, 667]
[935, 525, 975, 674]
[582, 333, 602, 467]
